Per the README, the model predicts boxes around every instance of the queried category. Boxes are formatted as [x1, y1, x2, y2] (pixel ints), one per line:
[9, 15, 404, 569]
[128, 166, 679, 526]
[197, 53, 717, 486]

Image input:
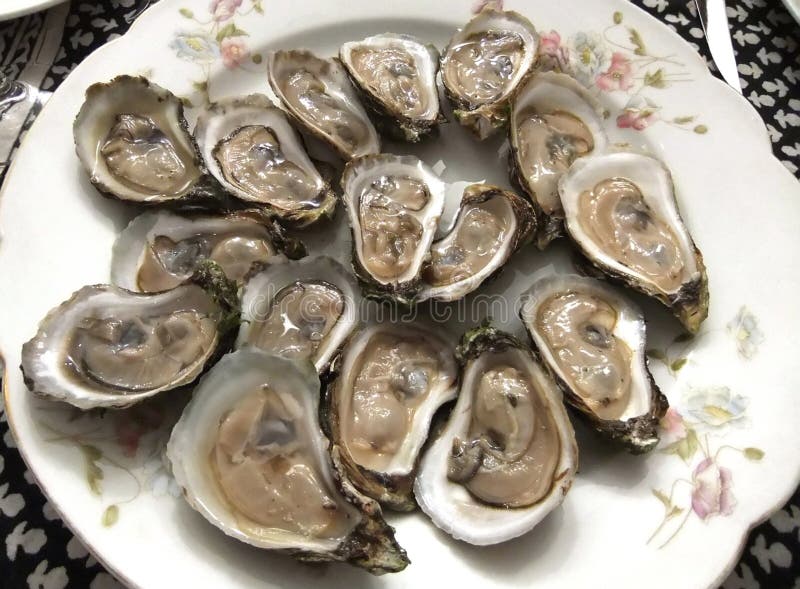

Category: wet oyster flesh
[73, 76, 209, 204]
[419, 184, 535, 302]
[340, 34, 443, 141]
[112, 211, 291, 293]
[194, 95, 336, 226]
[520, 274, 668, 452]
[559, 151, 709, 333]
[20, 284, 226, 409]
[415, 326, 577, 545]
[325, 323, 458, 510]
[268, 50, 380, 160]
[167, 350, 408, 574]
[510, 72, 608, 247]
[238, 256, 360, 373]
[441, 9, 539, 138]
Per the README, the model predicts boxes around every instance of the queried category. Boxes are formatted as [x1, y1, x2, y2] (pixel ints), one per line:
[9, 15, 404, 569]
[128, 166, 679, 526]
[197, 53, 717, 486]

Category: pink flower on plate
[660, 407, 687, 444]
[596, 52, 634, 91]
[617, 107, 658, 130]
[691, 457, 736, 520]
[472, 0, 503, 14]
[210, 0, 242, 22]
[540, 30, 562, 56]
[220, 36, 249, 69]
[538, 30, 570, 72]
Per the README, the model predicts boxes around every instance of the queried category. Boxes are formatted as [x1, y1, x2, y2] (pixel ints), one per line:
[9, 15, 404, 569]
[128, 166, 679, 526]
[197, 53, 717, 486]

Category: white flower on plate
[684, 386, 749, 428]
[143, 454, 180, 498]
[567, 31, 611, 87]
[727, 306, 764, 359]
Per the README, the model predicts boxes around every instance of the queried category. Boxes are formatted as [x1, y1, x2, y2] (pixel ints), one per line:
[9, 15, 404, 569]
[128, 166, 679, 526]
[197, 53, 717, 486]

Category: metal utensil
[694, 0, 742, 92]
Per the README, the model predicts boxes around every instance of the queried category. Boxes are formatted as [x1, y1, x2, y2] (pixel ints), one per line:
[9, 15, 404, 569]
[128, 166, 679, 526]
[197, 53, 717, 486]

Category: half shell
[559, 151, 709, 333]
[167, 349, 408, 574]
[520, 273, 668, 452]
[323, 322, 458, 510]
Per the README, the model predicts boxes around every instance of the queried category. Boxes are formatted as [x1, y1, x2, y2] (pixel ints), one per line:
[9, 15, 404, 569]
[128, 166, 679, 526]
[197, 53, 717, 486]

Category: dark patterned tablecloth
[0, 1, 798, 588]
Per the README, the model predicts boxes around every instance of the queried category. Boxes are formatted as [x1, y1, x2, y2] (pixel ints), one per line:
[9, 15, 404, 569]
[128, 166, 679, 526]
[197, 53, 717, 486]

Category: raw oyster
[559, 151, 709, 333]
[340, 34, 444, 142]
[341, 154, 446, 302]
[441, 8, 539, 139]
[520, 273, 668, 452]
[323, 322, 458, 510]
[237, 256, 360, 373]
[111, 210, 303, 293]
[167, 349, 408, 574]
[20, 283, 232, 409]
[510, 72, 608, 247]
[74, 76, 217, 205]
[194, 95, 336, 226]
[415, 325, 577, 545]
[418, 184, 536, 302]
[268, 50, 380, 160]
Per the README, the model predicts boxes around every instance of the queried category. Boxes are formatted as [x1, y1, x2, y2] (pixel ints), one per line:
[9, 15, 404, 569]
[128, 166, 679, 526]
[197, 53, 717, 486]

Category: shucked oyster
[520, 274, 668, 452]
[441, 8, 539, 139]
[194, 95, 336, 227]
[341, 154, 446, 302]
[237, 256, 360, 373]
[111, 210, 303, 293]
[323, 322, 458, 510]
[418, 184, 536, 302]
[340, 34, 444, 142]
[74, 76, 216, 205]
[167, 349, 408, 574]
[20, 283, 231, 409]
[415, 325, 577, 545]
[268, 50, 380, 160]
[510, 72, 608, 248]
[559, 151, 709, 333]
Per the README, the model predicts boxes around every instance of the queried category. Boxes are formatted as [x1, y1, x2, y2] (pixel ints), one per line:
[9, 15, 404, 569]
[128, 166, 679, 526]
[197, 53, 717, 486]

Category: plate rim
[0, 0, 797, 587]
[0, 0, 65, 22]
[780, 0, 800, 25]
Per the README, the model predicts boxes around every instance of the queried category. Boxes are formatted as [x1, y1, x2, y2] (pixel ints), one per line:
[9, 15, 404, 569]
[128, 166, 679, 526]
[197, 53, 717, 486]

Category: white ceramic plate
[2, 1, 799, 588]
[0, 0, 64, 22]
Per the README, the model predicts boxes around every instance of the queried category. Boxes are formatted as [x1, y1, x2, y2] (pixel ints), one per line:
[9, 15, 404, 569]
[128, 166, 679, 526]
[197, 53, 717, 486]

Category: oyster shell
[520, 273, 668, 452]
[166, 349, 408, 574]
[415, 325, 577, 545]
[341, 154, 446, 302]
[509, 72, 608, 247]
[340, 34, 444, 142]
[418, 184, 536, 302]
[194, 95, 336, 226]
[322, 322, 458, 511]
[20, 283, 230, 409]
[559, 151, 709, 333]
[268, 50, 380, 160]
[74, 76, 217, 206]
[111, 210, 303, 293]
[237, 256, 360, 373]
[441, 8, 539, 139]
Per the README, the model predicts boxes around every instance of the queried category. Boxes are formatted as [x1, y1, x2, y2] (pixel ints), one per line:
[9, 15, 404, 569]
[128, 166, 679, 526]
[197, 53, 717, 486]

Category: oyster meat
[340, 34, 443, 142]
[194, 95, 336, 226]
[20, 284, 229, 409]
[415, 325, 577, 544]
[341, 154, 445, 302]
[441, 8, 539, 139]
[418, 184, 536, 302]
[167, 349, 408, 574]
[510, 72, 608, 247]
[111, 210, 301, 292]
[323, 323, 458, 510]
[520, 274, 668, 452]
[74, 76, 214, 205]
[237, 256, 360, 373]
[268, 50, 380, 160]
[559, 151, 709, 333]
